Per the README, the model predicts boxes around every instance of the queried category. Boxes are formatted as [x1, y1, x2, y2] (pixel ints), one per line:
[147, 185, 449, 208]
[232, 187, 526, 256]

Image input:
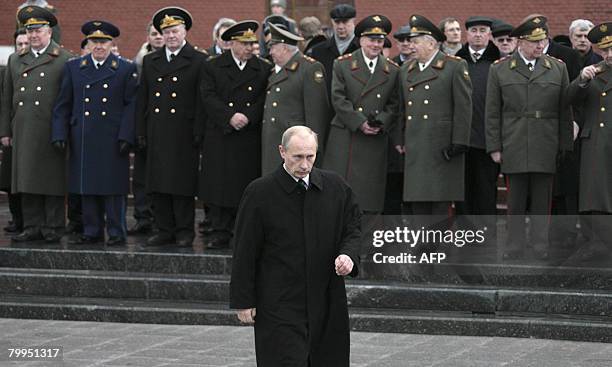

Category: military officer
[0, 6, 72, 243]
[323, 14, 400, 213]
[398, 14, 472, 215]
[52, 21, 137, 246]
[261, 23, 331, 175]
[567, 22, 612, 258]
[486, 15, 573, 260]
[199, 21, 272, 249]
[136, 7, 208, 247]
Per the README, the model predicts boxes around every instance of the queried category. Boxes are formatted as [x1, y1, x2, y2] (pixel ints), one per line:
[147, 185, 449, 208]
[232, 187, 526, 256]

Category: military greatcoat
[399, 51, 472, 202]
[323, 51, 400, 212]
[0, 41, 72, 195]
[568, 62, 612, 213]
[261, 52, 331, 175]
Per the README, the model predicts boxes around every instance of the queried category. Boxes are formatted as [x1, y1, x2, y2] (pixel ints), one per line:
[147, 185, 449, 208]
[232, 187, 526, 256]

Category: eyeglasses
[496, 37, 513, 43]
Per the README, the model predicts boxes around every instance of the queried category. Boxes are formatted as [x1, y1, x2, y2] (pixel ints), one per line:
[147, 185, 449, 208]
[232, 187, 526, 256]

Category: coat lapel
[405, 51, 443, 88]
[597, 63, 612, 92]
[218, 52, 238, 82]
[81, 53, 118, 84]
[361, 54, 389, 96]
[529, 56, 552, 82]
[234, 56, 260, 89]
[510, 53, 531, 80]
[21, 41, 61, 73]
[151, 43, 195, 76]
[268, 52, 300, 89]
[350, 51, 370, 86]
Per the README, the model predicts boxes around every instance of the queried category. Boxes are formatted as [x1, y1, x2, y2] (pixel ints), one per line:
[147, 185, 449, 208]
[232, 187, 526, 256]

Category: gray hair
[281, 126, 318, 149]
[213, 18, 236, 40]
[299, 16, 322, 40]
[569, 19, 594, 36]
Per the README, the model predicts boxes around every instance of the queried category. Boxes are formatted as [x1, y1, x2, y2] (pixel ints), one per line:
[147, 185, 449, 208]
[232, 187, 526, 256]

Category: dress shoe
[502, 250, 523, 260]
[146, 233, 175, 246]
[127, 221, 153, 235]
[176, 237, 194, 247]
[4, 222, 23, 233]
[106, 236, 126, 246]
[206, 236, 230, 249]
[12, 229, 44, 242]
[68, 235, 104, 245]
[199, 227, 216, 235]
[44, 232, 62, 243]
[65, 222, 83, 234]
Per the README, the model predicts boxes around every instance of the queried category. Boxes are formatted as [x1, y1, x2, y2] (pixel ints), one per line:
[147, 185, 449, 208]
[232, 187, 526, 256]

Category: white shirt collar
[419, 50, 438, 71]
[31, 42, 50, 58]
[91, 55, 108, 68]
[283, 164, 310, 187]
[361, 49, 378, 73]
[165, 41, 186, 62]
[274, 65, 282, 73]
[517, 49, 537, 66]
[231, 50, 246, 70]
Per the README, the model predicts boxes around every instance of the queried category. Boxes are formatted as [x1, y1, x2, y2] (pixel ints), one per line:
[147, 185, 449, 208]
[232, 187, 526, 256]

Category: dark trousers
[404, 201, 452, 216]
[506, 173, 553, 251]
[209, 204, 237, 238]
[152, 193, 194, 240]
[132, 151, 153, 223]
[455, 148, 499, 215]
[383, 172, 404, 215]
[8, 192, 23, 228]
[21, 193, 64, 235]
[82, 195, 127, 238]
[67, 193, 82, 227]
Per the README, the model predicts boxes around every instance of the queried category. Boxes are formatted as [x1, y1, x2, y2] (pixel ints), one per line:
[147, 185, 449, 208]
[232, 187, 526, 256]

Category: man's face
[396, 37, 415, 58]
[217, 26, 232, 50]
[570, 28, 591, 54]
[162, 25, 187, 51]
[90, 39, 113, 61]
[493, 35, 517, 54]
[231, 41, 254, 62]
[360, 37, 384, 59]
[15, 34, 29, 53]
[444, 21, 461, 43]
[519, 38, 546, 59]
[279, 133, 317, 178]
[603, 47, 612, 66]
[271, 5, 284, 15]
[466, 25, 490, 50]
[26, 26, 52, 50]
[411, 35, 436, 62]
[332, 18, 355, 40]
[148, 27, 164, 49]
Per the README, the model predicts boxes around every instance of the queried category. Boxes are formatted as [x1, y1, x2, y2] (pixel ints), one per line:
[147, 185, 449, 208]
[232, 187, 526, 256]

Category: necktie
[527, 62, 534, 71]
[368, 60, 374, 73]
[96, 63, 101, 69]
[472, 52, 480, 62]
[170, 53, 176, 61]
[298, 179, 308, 191]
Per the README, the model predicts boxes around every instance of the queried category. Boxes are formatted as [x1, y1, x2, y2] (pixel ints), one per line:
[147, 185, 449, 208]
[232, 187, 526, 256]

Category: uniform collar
[31, 41, 50, 58]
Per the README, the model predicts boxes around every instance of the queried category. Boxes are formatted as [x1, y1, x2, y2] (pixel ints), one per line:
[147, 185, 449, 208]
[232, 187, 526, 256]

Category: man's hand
[360, 121, 381, 135]
[52, 140, 66, 152]
[573, 121, 580, 141]
[490, 151, 502, 164]
[335, 254, 354, 276]
[1, 137, 11, 147]
[230, 113, 249, 131]
[237, 308, 256, 324]
[395, 145, 405, 154]
[580, 65, 598, 81]
[137, 136, 147, 151]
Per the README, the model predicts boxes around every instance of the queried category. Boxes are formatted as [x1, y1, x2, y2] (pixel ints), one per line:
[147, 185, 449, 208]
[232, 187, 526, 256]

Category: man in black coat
[230, 126, 361, 367]
[199, 21, 272, 249]
[306, 4, 359, 98]
[455, 17, 500, 218]
[136, 7, 207, 247]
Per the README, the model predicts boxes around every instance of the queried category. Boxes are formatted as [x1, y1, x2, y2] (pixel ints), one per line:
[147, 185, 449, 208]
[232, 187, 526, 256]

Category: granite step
[0, 294, 609, 343]
[1, 268, 610, 318]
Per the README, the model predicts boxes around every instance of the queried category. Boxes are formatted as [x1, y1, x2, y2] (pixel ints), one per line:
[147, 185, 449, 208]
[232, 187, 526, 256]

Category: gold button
[601, 107, 606, 112]
[22, 73, 27, 78]
[424, 114, 428, 119]
[155, 92, 160, 97]
[40, 72, 45, 77]
[248, 86, 253, 91]
[407, 116, 412, 120]
[272, 102, 277, 107]
[86, 85, 91, 89]
[154, 108, 160, 113]
[408, 101, 413, 106]
[157, 77, 163, 82]
[171, 92, 177, 98]
[85, 98, 90, 103]
[425, 85, 430, 90]
[424, 100, 429, 104]
[409, 87, 414, 91]
[376, 94, 381, 98]
[103, 84, 108, 89]
[18, 101, 23, 106]
[170, 109, 176, 114]
[20, 87, 25, 92]
[85, 111, 90, 116]
[600, 122, 605, 127]
[267, 91, 270, 94]
[276, 87, 281, 92]
[172, 77, 178, 82]
[602, 92, 607, 97]
[271, 117, 276, 122]
[246, 102, 251, 107]
[358, 107, 363, 112]
[34, 101, 40, 106]
[229, 102, 234, 107]
[102, 98, 107, 103]
[101, 111, 106, 116]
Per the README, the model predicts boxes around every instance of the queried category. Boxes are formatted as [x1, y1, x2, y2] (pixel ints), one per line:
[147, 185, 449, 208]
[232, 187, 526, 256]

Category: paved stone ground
[0, 318, 611, 367]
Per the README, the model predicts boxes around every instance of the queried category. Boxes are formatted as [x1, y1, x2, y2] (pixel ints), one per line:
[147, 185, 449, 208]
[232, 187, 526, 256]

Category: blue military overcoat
[52, 53, 138, 195]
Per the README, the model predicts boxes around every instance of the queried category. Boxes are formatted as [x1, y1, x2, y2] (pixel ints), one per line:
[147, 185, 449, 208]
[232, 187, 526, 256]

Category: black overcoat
[135, 43, 206, 196]
[199, 52, 272, 207]
[307, 36, 360, 98]
[230, 166, 361, 366]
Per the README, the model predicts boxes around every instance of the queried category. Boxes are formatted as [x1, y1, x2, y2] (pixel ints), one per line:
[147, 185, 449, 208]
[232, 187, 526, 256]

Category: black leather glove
[137, 136, 147, 151]
[442, 144, 468, 161]
[119, 140, 131, 156]
[193, 135, 203, 148]
[52, 140, 66, 152]
[366, 112, 383, 128]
